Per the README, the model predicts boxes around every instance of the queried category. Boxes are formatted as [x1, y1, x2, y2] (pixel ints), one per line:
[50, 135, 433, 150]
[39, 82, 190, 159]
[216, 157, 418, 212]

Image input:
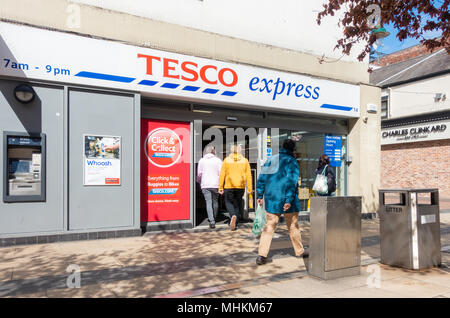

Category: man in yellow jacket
[218, 144, 253, 231]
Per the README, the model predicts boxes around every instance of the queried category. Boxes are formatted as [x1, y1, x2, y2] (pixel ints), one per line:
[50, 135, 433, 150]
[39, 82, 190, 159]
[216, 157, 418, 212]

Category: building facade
[0, 0, 380, 245]
[371, 45, 450, 210]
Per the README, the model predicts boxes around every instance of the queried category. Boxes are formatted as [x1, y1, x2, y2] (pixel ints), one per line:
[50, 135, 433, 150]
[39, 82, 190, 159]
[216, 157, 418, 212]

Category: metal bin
[379, 189, 441, 270]
[308, 196, 362, 280]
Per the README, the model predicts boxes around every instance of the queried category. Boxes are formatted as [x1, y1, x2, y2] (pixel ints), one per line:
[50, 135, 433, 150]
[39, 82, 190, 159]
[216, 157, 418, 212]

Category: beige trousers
[258, 212, 304, 257]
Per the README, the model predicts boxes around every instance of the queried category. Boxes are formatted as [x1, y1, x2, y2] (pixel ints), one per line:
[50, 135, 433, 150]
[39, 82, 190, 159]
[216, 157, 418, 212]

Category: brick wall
[372, 43, 442, 67]
[381, 139, 450, 209]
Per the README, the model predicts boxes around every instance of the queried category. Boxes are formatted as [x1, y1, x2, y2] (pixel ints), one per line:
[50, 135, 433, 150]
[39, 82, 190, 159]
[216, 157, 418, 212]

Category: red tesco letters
[138, 53, 238, 87]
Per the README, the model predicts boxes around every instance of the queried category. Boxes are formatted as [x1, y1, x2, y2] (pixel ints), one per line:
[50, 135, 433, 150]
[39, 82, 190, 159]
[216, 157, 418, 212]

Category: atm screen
[4, 132, 46, 202]
[9, 159, 31, 174]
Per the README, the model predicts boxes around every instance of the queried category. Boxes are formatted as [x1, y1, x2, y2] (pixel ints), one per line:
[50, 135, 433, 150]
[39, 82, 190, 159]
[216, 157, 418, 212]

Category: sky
[375, 3, 444, 55]
[378, 22, 443, 55]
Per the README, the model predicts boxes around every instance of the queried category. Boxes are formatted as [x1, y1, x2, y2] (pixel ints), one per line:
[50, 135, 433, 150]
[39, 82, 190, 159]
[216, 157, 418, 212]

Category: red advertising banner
[141, 119, 191, 222]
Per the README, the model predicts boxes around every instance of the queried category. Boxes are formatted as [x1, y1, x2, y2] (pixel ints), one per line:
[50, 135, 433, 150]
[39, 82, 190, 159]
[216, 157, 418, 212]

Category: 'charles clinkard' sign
[381, 120, 449, 145]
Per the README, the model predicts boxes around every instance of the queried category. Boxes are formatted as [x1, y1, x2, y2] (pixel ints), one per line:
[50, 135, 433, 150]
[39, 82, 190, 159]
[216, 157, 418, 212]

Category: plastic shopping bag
[252, 204, 266, 238]
[312, 174, 328, 194]
[312, 165, 329, 195]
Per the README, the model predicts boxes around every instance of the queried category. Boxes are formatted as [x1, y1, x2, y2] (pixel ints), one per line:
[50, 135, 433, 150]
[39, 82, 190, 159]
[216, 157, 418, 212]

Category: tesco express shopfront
[0, 23, 360, 242]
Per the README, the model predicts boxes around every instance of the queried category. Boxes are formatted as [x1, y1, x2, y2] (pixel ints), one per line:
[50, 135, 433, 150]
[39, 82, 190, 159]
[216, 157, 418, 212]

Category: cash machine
[3, 132, 46, 202]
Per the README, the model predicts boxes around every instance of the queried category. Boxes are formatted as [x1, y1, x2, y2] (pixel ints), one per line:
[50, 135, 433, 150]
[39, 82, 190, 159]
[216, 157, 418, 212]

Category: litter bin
[308, 196, 362, 280]
[379, 189, 441, 270]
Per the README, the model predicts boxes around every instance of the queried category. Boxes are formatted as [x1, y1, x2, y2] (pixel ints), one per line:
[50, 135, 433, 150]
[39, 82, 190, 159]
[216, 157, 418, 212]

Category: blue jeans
[201, 188, 219, 224]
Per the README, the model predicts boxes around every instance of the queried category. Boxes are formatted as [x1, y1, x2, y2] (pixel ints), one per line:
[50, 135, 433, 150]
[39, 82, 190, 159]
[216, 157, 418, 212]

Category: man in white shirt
[197, 145, 223, 229]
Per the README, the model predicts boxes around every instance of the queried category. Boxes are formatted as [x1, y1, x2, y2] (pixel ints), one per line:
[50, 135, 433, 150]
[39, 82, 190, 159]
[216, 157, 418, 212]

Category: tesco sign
[137, 54, 238, 87]
[0, 22, 361, 118]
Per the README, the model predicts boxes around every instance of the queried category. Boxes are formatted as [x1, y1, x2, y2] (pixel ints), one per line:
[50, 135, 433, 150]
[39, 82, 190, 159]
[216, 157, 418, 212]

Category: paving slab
[4, 291, 48, 298]
[45, 285, 116, 298]
[316, 285, 405, 298]
[152, 257, 307, 298]
[101, 276, 177, 298]
[9, 254, 124, 282]
[198, 285, 273, 298]
[0, 217, 449, 298]
[377, 276, 450, 298]
[0, 269, 12, 283]
[262, 276, 353, 298]
[391, 268, 450, 289]
[211, 284, 286, 298]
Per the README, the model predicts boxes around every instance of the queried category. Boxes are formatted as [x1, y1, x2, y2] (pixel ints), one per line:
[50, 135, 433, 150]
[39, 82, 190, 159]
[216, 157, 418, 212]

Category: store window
[271, 130, 347, 212]
[381, 96, 388, 119]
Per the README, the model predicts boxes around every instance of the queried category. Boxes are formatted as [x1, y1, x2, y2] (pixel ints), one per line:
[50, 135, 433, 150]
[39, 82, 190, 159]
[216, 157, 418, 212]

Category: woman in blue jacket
[255, 139, 305, 265]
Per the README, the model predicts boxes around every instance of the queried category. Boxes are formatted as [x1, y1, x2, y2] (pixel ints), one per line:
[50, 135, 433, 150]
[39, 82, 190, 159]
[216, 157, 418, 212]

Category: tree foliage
[317, 0, 450, 61]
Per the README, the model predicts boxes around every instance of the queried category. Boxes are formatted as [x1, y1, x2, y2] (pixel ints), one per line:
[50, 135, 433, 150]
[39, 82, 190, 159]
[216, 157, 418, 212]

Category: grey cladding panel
[68, 89, 135, 230]
[0, 80, 64, 235]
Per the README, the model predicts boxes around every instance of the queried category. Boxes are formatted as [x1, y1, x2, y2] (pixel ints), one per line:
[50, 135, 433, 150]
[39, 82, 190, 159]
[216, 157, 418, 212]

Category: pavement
[0, 211, 449, 298]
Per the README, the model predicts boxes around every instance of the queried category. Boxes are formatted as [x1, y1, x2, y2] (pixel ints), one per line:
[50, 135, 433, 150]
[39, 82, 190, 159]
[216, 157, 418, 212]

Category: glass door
[268, 129, 347, 212]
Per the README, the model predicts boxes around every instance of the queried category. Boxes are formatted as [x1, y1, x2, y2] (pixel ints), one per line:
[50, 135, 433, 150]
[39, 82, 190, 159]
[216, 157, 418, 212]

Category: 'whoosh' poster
[84, 135, 121, 185]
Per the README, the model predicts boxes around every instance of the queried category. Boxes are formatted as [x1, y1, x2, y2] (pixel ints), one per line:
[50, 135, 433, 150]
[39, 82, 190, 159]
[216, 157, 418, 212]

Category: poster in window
[83, 135, 121, 185]
[324, 135, 342, 167]
[141, 119, 191, 222]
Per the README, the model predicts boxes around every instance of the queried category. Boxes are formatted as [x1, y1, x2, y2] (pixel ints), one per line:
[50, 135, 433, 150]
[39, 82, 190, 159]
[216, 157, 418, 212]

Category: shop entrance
[194, 124, 348, 227]
[141, 99, 349, 232]
[195, 124, 258, 227]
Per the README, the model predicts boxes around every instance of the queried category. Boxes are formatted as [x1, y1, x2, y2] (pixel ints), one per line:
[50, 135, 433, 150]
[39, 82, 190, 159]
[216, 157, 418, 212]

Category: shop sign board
[141, 119, 190, 222]
[381, 120, 449, 145]
[324, 135, 342, 167]
[0, 22, 360, 118]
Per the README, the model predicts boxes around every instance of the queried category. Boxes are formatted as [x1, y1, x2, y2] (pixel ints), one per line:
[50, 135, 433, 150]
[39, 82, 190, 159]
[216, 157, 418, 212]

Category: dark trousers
[224, 189, 245, 225]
